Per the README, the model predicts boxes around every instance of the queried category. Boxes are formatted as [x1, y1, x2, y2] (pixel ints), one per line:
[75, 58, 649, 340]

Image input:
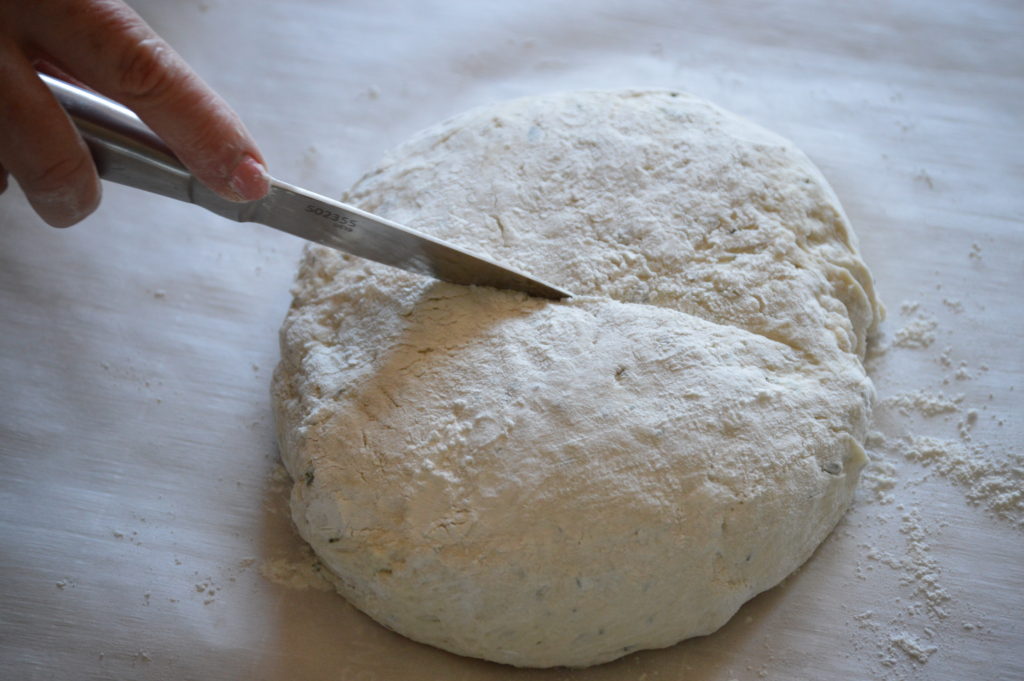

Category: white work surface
[1, 1, 1021, 679]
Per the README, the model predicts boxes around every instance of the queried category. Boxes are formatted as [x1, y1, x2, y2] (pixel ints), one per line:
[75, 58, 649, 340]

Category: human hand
[0, 0, 269, 227]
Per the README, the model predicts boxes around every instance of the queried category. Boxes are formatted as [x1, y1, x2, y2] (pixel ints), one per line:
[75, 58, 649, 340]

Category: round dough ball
[272, 90, 882, 668]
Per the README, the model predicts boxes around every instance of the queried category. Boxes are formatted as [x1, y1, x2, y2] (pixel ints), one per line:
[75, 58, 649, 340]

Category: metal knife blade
[41, 73, 571, 300]
[236, 180, 572, 300]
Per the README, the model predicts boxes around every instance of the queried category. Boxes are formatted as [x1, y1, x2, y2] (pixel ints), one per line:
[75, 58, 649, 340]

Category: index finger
[29, 0, 269, 202]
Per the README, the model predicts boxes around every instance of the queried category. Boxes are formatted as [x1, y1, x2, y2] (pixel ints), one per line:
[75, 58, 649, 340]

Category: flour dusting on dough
[272, 90, 883, 667]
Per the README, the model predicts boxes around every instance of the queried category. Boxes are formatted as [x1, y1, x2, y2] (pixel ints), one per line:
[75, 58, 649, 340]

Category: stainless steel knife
[41, 74, 571, 300]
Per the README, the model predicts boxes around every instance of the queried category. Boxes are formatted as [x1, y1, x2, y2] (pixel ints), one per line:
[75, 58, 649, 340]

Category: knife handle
[40, 73, 253, 221]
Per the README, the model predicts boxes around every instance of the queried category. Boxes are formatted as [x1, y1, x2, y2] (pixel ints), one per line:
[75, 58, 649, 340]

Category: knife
[41, 74, 571, 300]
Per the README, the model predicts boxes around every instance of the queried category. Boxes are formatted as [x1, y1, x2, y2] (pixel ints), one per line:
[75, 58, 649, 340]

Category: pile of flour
[272, 90, 883, 667]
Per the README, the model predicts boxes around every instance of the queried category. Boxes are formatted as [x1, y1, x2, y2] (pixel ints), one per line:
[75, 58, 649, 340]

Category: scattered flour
[892, 312, 938, 349]
[898, 301, 920, 315]
[862, 511, 948, 620]
[259, 464, 336, 591]
[853, 298, 1020, 679]
[898, 436, 1023, 525]
[888, 632, 938, 664]
[941, 298, 963, 313]
[867, 303, 1020, 525]
[866, 413, 1021, 533]
[881, 390, 962, 417]
[895, 510, 950, 618]
[260, 554, 334, 592]
[860, 437, 899, 505]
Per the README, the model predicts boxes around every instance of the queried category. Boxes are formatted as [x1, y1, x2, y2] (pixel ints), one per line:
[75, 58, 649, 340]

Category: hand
[0, 0, 269, 227]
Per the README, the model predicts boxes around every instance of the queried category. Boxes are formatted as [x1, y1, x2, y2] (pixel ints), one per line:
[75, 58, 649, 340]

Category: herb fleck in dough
[272, 90, 883, 667]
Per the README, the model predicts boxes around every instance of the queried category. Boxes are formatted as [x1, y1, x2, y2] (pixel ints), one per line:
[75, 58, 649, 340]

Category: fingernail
[31, 179, 102, 228]
[228, 154, 270, 202]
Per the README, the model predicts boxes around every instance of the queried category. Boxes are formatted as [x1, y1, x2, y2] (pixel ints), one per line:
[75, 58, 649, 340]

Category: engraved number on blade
[305, 204, 356, 232]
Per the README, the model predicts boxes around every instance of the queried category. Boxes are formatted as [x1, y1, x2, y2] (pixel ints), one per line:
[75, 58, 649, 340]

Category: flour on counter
[851, 296, 1020, 679]
[860, 442, 899, 505]
[888, 632, 938, 665]
[871, 433, 1024, 527]
[954, 362, 973, 381]
[893, 312, 938, 349]
[911, 438, 1021, 523]
[260, 553, 334, 592]
[881, 390, 962, 417]
[941, 298, 963, 313]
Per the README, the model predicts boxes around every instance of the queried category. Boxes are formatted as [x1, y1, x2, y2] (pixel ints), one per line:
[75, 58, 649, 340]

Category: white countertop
[1, 1, 1021, 679]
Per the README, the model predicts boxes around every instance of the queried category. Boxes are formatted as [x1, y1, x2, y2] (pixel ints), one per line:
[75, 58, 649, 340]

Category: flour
[888, 632, 938, 664]
[954, 363, 972, 381]
[259, 555, 334, 592]
[941, 298, 963, 313]
[856, 503, 950, 676]
[892, 313, 938, 349]
[896, 509, 950, 618]
[860, 442, 899, 505]
[273, 90, 883, 667]
[881, 390, 962, 417]
[849, 295, 1021, 679]
[866, 302, 1020, 524]
[899, 436, 1023, 525]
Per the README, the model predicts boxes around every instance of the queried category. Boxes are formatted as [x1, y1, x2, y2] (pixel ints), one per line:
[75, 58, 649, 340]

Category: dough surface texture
[272, 90, 882, 667]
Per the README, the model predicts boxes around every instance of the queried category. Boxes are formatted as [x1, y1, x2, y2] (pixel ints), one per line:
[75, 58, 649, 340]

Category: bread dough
[272, 90, 883, 667]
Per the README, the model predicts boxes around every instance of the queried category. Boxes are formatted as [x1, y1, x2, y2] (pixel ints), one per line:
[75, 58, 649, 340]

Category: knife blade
[238, 179, 572, 300]
[41, 74, 571, 300]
